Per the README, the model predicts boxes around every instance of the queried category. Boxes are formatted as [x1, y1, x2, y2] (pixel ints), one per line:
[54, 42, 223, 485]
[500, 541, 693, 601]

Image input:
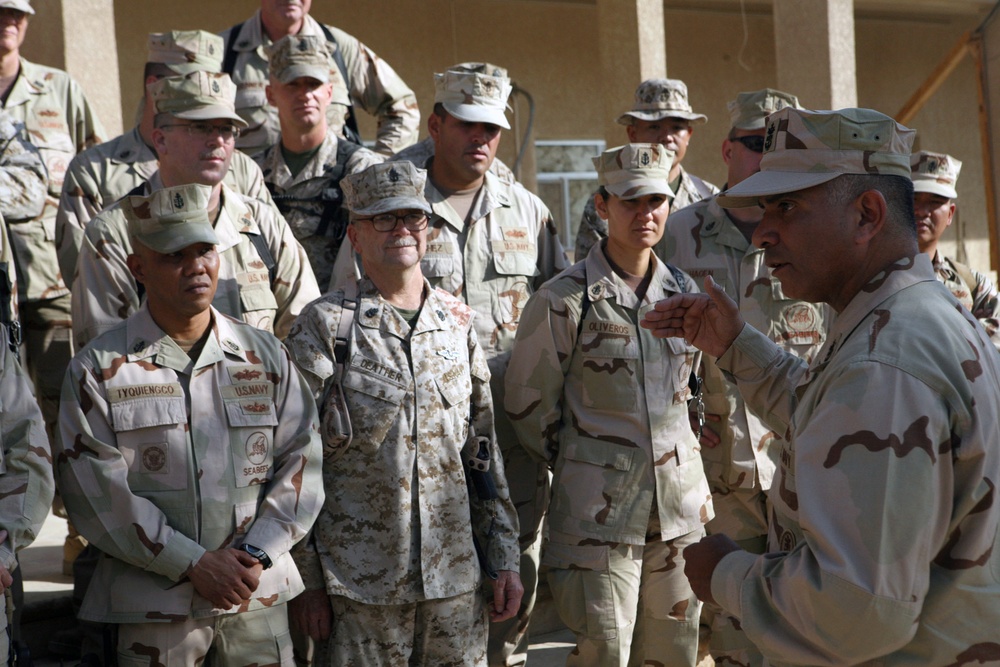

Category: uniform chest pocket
[770, 281, 825, 348]
[343, 358, 408, 452]
[435, 365, 473, 408]
[111, 395, 189, 493]
[224, 396, 279, 488]
[421, 252, 456, 279]
[578, 330, 638, 412]
[554, 435, 635, 529]
[238, 281, 278, 312]
[492, 248, 538, 278]
[28, 117, 74, 195]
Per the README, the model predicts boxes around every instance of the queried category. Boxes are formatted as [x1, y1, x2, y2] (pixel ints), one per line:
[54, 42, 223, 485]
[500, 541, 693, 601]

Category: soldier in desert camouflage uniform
[220, 0, 419, 156]
[656, 88, 828, 667]
[574, 78, 718, 260]
[255, 34, 381, 291]
[55, 30, 276, 287]
[55, 184, 323, 666]
[72, 71, 319, 350]
[645, 107, 1000, 665]
[910, 150, 1000, 349]
[505, 144, 712, 667]
[285, 161, 521, 666]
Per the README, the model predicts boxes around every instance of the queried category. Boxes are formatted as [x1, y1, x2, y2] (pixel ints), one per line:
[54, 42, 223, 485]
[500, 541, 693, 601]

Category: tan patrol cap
[125, 184, 219, 255]
[0, 0, 32, 15]
[267, 34, 331, 84]
[148, 71, 248, 128]
[717, 107, 915, 208]
[911, 150, 961, 200]
[343, 162, 432, 216]
[434, 62, 512, 130]
[147, 31, 224, 75]
[728, 88, 801, 131]
[617, 79, 707, 126]
[593, 143, 675, 200]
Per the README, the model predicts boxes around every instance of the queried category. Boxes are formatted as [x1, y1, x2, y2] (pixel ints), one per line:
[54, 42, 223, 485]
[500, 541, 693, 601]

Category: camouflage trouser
[115, 604, 293, 666]
[704, 485, 769, 667]
[545, 525, 704, 667]
[328, 590, 487, 667]
[18, 293, 72, 447]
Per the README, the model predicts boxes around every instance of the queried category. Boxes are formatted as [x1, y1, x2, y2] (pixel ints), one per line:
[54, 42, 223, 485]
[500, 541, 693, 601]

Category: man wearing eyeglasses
[72, 71, 320, 350]
[655, 88, 828, 667]
[255, 34, 381, 291]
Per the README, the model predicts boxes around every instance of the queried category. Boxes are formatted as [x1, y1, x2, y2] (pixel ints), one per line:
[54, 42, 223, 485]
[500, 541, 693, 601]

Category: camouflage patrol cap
[717, 107, 916, 208]
[728, 88, 801, 131]
[616, 78, 707, 126]
[911, 150, 961, 199]
[593, 143, 676, 199]
[434, 62, 512, 130]
[148, 71, 248, 128]
[267, 35, 331, 84]
[147, 31, 224, 75]
[0, 0, 32, 15]
[343, 162, 432, 216]
[125, 184, 219, 255]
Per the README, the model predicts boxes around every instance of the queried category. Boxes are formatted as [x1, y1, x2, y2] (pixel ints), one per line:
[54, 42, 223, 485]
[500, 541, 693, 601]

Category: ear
[945, 202, 957, 228]
[151, 127, 168, 156]
[854, 189, 889, 245]
[346, 223, 361, 254]
[126, 253, 145, 284]
[265, 83, 275, 106]
[625, 124, 637, 143]
[721, 138, 734, 165]
[594, 192, 609, 221]
[427, 112, 442, 142]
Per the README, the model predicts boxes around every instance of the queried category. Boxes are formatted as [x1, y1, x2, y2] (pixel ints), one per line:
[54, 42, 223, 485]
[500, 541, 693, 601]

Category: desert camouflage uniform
[254, 132, 381, 290]
[572, 166, 717, 260]
[55, 126, 275, 285]
[286, 279, 519, 666]
[710, 254, 1000, 665]
[930, 250, 1000, 350]
[72, 179, 320, 349]
[54, 304, 322, 663]
[658, 196, 828, 666]
[0, 323, 56, 660]
[394, 137, 516, 186]
[220, 11, 419, 156]
[505, 245, 713, 666]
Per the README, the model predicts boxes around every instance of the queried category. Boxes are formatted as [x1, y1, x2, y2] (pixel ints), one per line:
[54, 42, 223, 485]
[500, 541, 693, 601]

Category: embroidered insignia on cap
[208, 44, 215, 55]
[298, 39, 308, 51]
[212, 80, 221, 94]
[388, 167, 400, 183]
[764, 122, 776, 151]
[173, 192, 184, 209]
[640, 150, 650, 166]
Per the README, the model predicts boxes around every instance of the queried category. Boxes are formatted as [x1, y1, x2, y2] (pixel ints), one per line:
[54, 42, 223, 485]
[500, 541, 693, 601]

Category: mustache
[386, 238, 418, 248]
[200, 150, 227, 160]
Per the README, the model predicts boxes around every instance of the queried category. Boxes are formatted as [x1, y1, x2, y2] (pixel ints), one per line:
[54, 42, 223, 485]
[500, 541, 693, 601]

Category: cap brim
[164, 62, 219, 76]
[276, 65, 330, 85]
[351, 196, 433, 217]
[0, 1, 33, 14]
[138, 226, 219, 255]
[716, 170, 840, 208]
[170, 106, 249, 129]
[616, 110, 708, 126]
[912, 181, 957, 199]
[442, 102, 510, 130]
[605, 179, 674, 200]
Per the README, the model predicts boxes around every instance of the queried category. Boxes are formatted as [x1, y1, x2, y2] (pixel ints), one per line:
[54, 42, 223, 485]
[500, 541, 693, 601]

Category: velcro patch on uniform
[221, 383, 273, 400]
[108, 383, 183, 404]
[352, 355, 408, 387]
[139, 442, 169, 474]
[228, 365, 267, 384]
[237, 270, 270, 287]
[425, 241, 455, 255]
[499, 225, 534, 253]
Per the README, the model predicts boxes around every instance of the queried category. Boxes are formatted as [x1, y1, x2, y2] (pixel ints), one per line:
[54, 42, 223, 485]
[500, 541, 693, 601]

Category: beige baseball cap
[717, 107, 915, 208]
[593, 143, 675, 199]
[434, 62, 512, 130]
[343, 162, 432, 216]
[267, 34, 331, 84]
[148, 71, 248, 128]
[0, 0, 32, 15]
[728, 88, 801, 131]
[911, 150, 961, 199]
[125, 184, 219, 255]
[147, 31, 224, 75]
[617, 78, 707, 126]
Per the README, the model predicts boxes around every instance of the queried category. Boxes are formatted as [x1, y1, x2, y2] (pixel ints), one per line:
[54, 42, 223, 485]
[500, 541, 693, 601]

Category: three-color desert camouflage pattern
[285, 279, 519, 604]
[254, 132, 381, 290]
[55, 126, 275, 285]
[220, 11, 419, 156]
[71, 180, 320, 349]
[710, 254, 1000, 665]
[573, 166, 718, 260]
[931, 251, 1000, 351]
[54, 305, 323, 623]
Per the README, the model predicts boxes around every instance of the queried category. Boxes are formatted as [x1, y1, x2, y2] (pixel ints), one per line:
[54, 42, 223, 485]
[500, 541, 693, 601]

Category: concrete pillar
[20, 0, 124, 136]
[773, 0, 857, 110]
[596, 0, 666, 147]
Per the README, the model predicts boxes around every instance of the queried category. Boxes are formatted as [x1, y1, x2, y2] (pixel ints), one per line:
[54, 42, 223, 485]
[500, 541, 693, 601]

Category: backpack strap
[319, 24, 362, 145]
[221, 22, 244, 76]
[242, 230, 277, 287]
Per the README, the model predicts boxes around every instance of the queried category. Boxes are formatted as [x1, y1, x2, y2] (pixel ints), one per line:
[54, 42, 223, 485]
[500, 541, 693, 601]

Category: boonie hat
[617, 79, 707, 126]
[910, 150, 961, 200]
[728, 88, 801, 131]
[434, 62, 512, 130]
[717, 107, 915, 208]
[125, 184, 219, 255]
[147, 31, 223, 75]
[268, 35, 331, 84]
[343, 162, 433, 216]
[0, 0, 33, 15]
[593, 143, 675, 199]
[148, 71, 248, 128]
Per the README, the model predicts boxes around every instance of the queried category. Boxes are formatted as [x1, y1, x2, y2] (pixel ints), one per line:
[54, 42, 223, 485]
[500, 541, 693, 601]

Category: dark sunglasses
[731, 135, 766, 153]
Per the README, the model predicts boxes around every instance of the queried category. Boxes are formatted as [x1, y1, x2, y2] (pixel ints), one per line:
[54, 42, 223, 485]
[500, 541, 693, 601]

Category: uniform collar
[263, 131, 339, 188]
[3, 58, 45, 109]
[125, 305, 249, 373]
[583, 242, 683, 310]
[238, 10, 324, 53]
[424, 169, 511, 233]
[355, 277, 452, 340]
[110, 127, 156, 167]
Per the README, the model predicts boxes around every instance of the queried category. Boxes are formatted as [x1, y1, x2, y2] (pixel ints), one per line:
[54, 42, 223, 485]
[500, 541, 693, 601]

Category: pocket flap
[563, 436, 634, 472]
[111, 395, 186, 432]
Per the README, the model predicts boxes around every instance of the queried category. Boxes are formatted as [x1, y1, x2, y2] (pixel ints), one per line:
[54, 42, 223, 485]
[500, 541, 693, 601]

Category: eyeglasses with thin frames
[730, 135, 766, 153]
[354, 212, 429, 232]
[161, 123, 241, 142]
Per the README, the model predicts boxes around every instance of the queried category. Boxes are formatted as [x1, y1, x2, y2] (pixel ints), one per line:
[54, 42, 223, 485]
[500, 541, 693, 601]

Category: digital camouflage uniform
[286, 279, 520, 666]
[710, 254, 1000, 665]
[220, 11, 419, 156]
[506, 242, 712, 667]
[0, 323, 56, 661]
[55, 304, 323, 664]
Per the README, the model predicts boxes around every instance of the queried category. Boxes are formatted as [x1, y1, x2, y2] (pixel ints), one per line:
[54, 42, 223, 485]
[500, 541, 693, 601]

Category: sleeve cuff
[717, 325, 782, 376]
[710, 548, 758, 619]
[245, 516, 293, 560]
[147, 531, 206, 582]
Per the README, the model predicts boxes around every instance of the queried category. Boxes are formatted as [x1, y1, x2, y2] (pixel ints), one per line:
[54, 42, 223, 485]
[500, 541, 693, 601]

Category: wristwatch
[239, 543, 272, 570]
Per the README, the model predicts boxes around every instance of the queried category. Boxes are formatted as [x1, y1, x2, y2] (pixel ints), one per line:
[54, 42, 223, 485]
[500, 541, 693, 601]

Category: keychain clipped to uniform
[688, 374, 705, 440]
